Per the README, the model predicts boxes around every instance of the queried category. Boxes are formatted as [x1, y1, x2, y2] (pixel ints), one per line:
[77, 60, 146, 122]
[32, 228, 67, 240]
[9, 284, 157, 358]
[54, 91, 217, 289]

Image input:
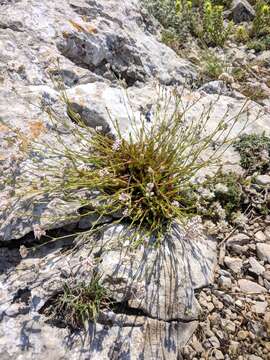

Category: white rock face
[0, 220, 216, 359]
[0, 0, 270, 358]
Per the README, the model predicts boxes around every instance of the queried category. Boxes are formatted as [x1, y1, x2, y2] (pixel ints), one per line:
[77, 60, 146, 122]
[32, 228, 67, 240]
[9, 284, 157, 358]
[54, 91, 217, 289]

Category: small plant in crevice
[198, 49, 228, 82]
[1, 85, 252, 247]
[234, 133, 270, 174]
[42, 276, 111, 329]
[247, 36, 270, 52]
[234, 25, 250, 43]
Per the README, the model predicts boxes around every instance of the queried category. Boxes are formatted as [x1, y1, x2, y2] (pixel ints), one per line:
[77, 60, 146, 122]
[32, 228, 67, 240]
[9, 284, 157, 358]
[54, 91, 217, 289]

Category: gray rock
[248, 257, 265, 276]
[254, 230, 267, 242]
[251, 301, 268, 314]
[226, 233, 250, 247]
[218, 275, 232, 290]
[255, 174, 270, 186]
[248, 356, 263, 360]
[230, 0, 255, 23]
[0, 220, 216, 359]
[257, 243, 270, 263]
[238, 279, 267, 294]
[199, 80, 230, 95]
[224, 256, 243, 274]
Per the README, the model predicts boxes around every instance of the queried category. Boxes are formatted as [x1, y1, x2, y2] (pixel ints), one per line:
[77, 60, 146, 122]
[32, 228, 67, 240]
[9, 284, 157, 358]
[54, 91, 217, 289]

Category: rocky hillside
[0, 0, 270, 359]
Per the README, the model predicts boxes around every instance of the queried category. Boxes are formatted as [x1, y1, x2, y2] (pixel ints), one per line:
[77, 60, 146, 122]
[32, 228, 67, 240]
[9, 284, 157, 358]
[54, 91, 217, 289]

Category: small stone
[218, 276, 232, 290]
[237, 330, 249, 340]
[230, 244, 248, 255]
[264, 312, 270, 332]
[229, 340, 240, 355]
[248, 257, 265, 276]
[213, 349, 224, 359]
[238, 279, 267, 294]
[254, 230, 267, 242]
[199, 80, 229, 95]
[248, 356, 263, 360]
[255, 174, 270, 186]
[264, 279, 270, 290]
[263, 270, 270, 281]
[226, 233, 250, 246]
[257, 243, 270, 263]
[225, 321, 236, 333]
[264, 226, 270, 240]
[204, 336, 220, 349]
[235, 299, 244, 308]
[251, 301, 268, 314]
[191, 335, 204, 354]
[224, 256, 243, 274]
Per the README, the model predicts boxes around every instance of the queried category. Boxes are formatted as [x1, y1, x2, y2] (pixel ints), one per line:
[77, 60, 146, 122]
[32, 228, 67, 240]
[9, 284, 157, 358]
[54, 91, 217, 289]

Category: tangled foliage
[252, 0, 270, 38]
[42, 276, 111, 329]
[200, 0, 232, 47]
[234, 133, 270, 174]
[1, 85, 251, 247]
[142, 0, 231, 47]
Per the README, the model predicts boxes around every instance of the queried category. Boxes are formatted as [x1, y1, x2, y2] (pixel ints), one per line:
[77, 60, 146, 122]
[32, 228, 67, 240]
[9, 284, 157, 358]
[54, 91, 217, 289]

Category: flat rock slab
[0, 220, 216, 359]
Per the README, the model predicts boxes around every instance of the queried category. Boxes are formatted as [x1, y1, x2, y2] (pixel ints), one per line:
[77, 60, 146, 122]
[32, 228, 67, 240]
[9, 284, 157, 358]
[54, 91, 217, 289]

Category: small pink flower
[33, 224, 46, 240]
[98, 168, 110, 177]
[112, 139, 122, 151]
[119, 193, 130, 202]
[172, 200, 180, 207]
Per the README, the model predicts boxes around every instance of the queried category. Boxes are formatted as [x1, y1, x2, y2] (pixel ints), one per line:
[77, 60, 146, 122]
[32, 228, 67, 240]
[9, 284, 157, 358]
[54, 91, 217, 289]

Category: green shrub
[234, 133, 270, 174]
[198, 49, 227, 81]
[199, 171, 246, 221]
[142, 0, 231, 48]
[200, 0, 232, 47]
[251, 1, 270, 38]
[234, 25, 250, 43]
[247, 36, 270, 52]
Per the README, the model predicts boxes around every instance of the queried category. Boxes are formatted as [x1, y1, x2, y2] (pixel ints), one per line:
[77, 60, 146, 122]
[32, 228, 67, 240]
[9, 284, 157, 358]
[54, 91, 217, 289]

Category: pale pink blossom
[33, 224, 46, 240]
[112, 139, 122, 151]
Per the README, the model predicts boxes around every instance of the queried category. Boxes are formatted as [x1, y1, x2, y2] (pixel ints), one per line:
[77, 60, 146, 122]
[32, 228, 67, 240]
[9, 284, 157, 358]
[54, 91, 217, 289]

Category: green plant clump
[251, 0, 270, 38]
[234, 133, 270, 174]
[247, 35, 270, 52]
[43, 276, 111, 329]
[142, 0, 231, 48]
[200, 0, 232, 47]
[1, 86, 251, 247]
[198, 49, 227, 81]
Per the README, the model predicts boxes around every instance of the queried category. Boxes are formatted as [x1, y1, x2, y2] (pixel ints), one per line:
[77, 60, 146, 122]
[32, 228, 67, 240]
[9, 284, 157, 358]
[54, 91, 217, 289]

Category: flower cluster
[145, 183, 155, 197]
[112, 139, 122, 151]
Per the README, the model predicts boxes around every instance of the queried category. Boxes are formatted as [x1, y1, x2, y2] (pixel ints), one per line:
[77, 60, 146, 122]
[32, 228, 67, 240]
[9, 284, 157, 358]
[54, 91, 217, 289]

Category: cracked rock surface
[0, 220, 216, 359]
[0, 0, 270, 359]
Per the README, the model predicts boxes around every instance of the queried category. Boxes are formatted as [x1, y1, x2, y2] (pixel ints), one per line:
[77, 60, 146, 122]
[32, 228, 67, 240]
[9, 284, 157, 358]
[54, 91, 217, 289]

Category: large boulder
[230, 0, 256, 23]
[0, 219, 216, 360]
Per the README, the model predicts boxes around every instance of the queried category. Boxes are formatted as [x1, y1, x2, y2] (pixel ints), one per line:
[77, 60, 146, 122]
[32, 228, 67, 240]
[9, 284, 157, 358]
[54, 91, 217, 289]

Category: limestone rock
[255, 175, 270, 186]
[257, 243, 270, 263]
[238, 279, 267, 294]
[224, 256, 243, 274]
[230, 0, 255, 23]
[0, 220, 216, 359]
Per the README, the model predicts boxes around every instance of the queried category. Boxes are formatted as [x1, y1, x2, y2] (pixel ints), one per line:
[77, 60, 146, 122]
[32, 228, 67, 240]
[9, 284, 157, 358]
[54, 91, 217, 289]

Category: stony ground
[0, 0, 270, 359]
[184, 216, 270, 360]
